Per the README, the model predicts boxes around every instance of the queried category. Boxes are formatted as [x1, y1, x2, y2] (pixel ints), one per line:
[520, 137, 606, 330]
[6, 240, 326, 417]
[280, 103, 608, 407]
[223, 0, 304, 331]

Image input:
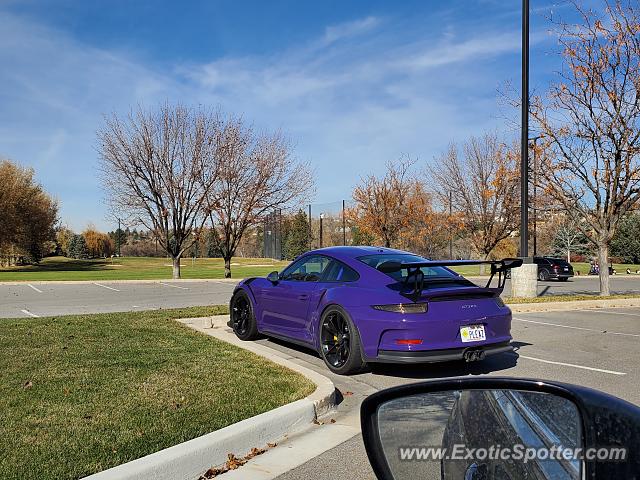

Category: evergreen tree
[611, 214, 640, 264]
[351, 225, 375, 246]
[206, 229, 221, 257]
[69, 234, 89, 259]
[283, 210, 310, 259]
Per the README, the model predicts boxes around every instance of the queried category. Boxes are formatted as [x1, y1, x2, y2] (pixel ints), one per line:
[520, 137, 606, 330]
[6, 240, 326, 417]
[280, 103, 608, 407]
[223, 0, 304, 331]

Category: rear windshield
[357, 254, 460, 282]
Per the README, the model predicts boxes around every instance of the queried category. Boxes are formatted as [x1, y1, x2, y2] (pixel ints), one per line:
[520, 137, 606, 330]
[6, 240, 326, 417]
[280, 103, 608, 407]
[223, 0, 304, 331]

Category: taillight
[372, 303, 428, 314]
[396, 339, 423, 345]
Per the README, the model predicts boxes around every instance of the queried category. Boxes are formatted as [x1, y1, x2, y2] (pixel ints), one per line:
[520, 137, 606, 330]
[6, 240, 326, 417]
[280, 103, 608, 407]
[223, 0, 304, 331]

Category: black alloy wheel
[321, 311, 351, 369]
[231, 291, 259, 340]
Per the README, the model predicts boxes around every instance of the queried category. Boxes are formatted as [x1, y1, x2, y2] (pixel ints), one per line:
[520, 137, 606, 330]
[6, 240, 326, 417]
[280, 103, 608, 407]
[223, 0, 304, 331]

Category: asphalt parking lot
[266, 306, 640, 480]
[0, 280, 237, 318]
[1, 275, 640, 318]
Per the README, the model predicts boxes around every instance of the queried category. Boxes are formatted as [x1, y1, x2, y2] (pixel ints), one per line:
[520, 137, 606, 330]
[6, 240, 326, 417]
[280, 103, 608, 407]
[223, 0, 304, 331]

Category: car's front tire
[231, 290, 260, 341]
[318, 306, 366, 375]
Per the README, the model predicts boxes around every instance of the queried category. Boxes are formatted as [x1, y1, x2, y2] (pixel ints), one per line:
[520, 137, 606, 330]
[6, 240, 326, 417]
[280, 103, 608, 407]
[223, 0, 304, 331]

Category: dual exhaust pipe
[463, 348, 486, 362]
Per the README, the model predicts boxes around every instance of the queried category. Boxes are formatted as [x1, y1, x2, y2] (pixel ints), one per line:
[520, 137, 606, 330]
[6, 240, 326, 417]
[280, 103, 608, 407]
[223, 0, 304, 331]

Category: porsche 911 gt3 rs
[229, 246, 521, 375]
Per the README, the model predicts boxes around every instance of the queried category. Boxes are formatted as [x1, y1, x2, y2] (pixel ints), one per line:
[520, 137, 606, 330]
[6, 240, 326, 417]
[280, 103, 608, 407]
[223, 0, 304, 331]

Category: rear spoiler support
[378, 258, 524, 301]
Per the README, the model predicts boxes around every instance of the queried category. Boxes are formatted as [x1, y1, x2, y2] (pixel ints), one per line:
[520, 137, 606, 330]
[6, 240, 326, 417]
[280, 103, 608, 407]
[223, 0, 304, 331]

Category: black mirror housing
[361, 377, 640, 480]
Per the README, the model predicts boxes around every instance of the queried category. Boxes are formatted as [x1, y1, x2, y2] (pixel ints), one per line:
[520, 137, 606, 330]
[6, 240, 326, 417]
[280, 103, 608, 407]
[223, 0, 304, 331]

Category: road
[264, 307, 640, 480]
[0, 280, 237, 318]
[1, 275, 640, 318]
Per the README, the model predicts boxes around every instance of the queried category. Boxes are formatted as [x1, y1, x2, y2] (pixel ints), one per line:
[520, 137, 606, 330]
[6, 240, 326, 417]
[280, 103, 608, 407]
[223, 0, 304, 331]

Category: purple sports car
[229, 246, 521, 375]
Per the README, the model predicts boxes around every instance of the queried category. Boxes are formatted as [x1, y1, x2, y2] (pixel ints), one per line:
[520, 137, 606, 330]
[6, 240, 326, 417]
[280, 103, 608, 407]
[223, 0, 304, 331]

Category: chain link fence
[262, 200, 358, 259]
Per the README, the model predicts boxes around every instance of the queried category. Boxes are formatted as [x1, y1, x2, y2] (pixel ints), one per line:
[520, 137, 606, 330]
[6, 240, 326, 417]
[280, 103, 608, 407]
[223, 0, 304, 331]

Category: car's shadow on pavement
[260, 335, 531, 381]
[368, 352, 519, 379]
[368, 342, 532, 379]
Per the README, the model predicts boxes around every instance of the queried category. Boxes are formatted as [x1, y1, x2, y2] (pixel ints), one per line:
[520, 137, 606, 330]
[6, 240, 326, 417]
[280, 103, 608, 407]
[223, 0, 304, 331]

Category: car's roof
[306, 246, 414, 260]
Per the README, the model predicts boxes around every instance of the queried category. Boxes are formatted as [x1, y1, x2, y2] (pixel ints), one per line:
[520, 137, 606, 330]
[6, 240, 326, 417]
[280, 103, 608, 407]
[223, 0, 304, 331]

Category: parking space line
[159, 282, 189, 290]
[20, 309, 40, 318]
[515, 354, 626, 376]
[513, 317, 640, 337]
[93, 283, 120, 292]
[579, 309, 640, 318]
[27, 284, 43, 293]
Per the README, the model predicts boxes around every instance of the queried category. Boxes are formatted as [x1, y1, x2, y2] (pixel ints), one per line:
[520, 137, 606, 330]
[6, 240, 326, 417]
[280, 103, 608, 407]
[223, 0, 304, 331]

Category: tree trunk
[567, 249, 571, 263]
[224, 257, 232, 278]
[172, 256, 181, 279]
[597, 242, 610, 296]
[479, 252, 490, 276]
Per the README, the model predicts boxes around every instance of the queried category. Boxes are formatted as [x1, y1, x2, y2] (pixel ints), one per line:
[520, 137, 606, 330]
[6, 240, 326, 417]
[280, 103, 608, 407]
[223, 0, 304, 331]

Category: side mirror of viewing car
[267, 271, 280, 284]
[361, 377, 640, 480]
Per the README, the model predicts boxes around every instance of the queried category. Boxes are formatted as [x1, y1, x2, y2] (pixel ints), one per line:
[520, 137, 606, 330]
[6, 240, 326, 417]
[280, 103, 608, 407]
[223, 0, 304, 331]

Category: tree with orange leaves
[351, 156, 457, 254]
[351, 156, 418, 248]
[531, 1, 640, 295]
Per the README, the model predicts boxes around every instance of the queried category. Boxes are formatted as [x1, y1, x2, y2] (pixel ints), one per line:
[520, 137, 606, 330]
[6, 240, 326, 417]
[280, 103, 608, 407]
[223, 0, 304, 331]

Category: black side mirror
[361, 377, 640, 479]
[267, 271, 280, 283]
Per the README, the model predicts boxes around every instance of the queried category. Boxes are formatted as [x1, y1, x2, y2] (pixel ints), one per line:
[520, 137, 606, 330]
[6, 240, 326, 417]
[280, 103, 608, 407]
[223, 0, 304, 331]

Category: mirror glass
[267, 271, 279, 282]
[376, 389, 582, 480]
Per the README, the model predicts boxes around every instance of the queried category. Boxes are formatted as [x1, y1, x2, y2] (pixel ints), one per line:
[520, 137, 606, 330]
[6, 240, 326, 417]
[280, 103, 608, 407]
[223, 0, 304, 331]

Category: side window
[281, 255, 330, 282]
[323, 260, 360, 282]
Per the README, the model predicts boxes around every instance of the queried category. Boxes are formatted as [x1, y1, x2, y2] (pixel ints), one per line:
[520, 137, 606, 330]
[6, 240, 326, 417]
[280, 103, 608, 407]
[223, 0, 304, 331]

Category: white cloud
[0, 10, 532, 230]
[323, 16, 381, 44]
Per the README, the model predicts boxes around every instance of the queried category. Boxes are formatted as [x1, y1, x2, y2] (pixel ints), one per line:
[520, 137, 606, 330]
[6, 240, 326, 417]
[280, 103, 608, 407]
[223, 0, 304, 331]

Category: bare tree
[428, 134, 520, 268]
[206, 118, 313, 278]
[552, 215, 590, 263]
[98, 104, 219, 279]
[531, 1, 640, 295]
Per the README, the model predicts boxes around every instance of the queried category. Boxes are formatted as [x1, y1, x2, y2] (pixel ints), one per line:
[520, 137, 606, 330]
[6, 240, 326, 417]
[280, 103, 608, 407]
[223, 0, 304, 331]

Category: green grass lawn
[3, 256, 640, 282]
[0, 256, 289, 282]
[0, 306, 314, 480]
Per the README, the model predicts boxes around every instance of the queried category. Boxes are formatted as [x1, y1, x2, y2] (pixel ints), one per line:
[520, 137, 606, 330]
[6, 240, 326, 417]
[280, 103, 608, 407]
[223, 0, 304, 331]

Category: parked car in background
[534, 257, 574, 281]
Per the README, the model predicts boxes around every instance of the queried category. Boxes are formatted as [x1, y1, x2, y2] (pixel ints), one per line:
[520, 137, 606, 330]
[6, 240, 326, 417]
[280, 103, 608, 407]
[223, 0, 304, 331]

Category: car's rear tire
[231, 290, 260, 341]
[538, 269, 549, 281]
[318, 306, 366, 375]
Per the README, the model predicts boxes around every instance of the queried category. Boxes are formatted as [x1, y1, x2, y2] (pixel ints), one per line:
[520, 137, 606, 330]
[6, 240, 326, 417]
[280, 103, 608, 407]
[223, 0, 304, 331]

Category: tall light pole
[520, 0, 530, 260]
[117, 217, 121, 257]
[511, 0, 538, 298]
[530, 135, 543, 257]
[319, 213, 325, 248]
[448, 190, 453, 259]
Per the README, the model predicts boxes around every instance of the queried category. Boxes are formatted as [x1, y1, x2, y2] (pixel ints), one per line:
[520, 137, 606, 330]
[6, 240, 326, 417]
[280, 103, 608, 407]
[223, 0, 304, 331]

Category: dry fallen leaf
[267, 442, 277, 448]
[226, 453, 246, 470]
[23, 381, 33, 389]
[344, 391, 354, 396]
[330, 418, 336, 424]
[246, 447, 266, 459]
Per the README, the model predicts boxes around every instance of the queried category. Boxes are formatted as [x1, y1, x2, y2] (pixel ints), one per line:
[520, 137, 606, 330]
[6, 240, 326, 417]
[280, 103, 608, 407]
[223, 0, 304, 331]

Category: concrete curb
[508, 297, 640, 313]
[0, 278, 241, 286]
[85, 315, 336, 480]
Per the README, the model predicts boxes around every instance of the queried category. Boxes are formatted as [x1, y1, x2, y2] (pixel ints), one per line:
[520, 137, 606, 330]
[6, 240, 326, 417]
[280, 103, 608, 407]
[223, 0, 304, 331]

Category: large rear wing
[378, 258, 523, 301]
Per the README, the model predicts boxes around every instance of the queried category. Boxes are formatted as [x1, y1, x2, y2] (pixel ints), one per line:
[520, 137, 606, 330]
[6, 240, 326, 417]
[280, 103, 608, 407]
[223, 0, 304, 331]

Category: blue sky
[0, 0, 581, 231]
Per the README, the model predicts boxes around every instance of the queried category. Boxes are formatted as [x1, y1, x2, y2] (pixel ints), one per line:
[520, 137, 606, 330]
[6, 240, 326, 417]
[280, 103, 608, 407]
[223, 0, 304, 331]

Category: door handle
[298, 294, 309, 300]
